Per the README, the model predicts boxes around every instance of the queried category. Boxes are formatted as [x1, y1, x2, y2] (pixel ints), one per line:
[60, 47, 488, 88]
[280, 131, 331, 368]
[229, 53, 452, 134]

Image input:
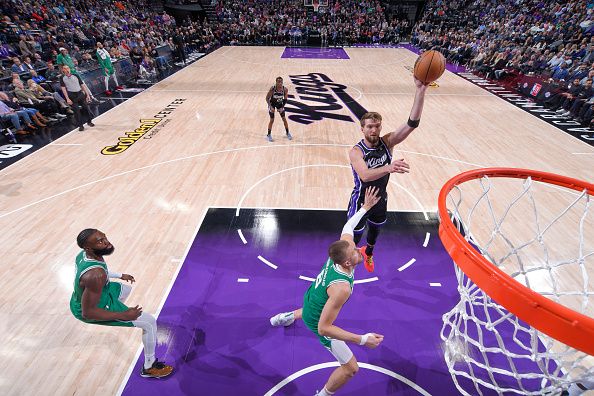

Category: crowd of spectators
[0, 0, 218, 138]
[412, 0, 594, 126]
[211, 0, 409, 46]
[0, 0, 416, 140]
[8, 0, 594, 137]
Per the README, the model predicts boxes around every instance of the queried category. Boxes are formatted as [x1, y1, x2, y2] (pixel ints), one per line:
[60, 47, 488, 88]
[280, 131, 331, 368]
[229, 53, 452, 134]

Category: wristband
[359, 333, 371, 345]
[407, 118, 420, 128]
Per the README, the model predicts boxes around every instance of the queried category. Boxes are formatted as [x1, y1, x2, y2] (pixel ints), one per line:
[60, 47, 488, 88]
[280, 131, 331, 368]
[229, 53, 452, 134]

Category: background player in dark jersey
[348, 77, 428, 272]
[265, 76, 291, 142]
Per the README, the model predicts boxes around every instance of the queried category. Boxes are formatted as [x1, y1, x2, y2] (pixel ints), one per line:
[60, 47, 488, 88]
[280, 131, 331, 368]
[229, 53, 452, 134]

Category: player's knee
[141, 312, 157, 328]
[344, 360, 359, 377]
[269, 112, 275, 119]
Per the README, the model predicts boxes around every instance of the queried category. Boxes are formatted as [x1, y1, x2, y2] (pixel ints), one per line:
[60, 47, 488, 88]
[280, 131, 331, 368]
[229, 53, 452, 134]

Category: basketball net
[313, 0, 320, 12]
[438, 169, 593, 395]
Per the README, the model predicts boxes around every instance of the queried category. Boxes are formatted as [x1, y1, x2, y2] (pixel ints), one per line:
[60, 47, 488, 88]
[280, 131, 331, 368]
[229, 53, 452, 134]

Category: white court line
[235, 162, 441, 218]
[572, 152, 594, 155]
[362, 92, 492, 97]
[155, 89, 269, 93]
[0, 47, 216, 176]
[398, 258, 416, 272]
[237, 278, 249, 283]
[237, 229, 247, 244]
[215, 205, 437, 212]
[116, 206, 209, 396]
[298, 275, 378, 284]
[257, 255, 278, 270]
[235, 164, 350, 217]
[264, 361, 431, 396]
[389, 180, 429, 221]
[354, 277, 379, 284]
[0, 144, 481, 220]
[423, 232, 430, 247]
[430, 282, 442, 287]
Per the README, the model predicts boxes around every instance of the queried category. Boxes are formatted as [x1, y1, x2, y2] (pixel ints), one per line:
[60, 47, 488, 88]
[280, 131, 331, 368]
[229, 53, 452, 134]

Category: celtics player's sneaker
[359, 246, 374, 272]
[270, 312, 295, 327]
[140, 359, 174, 378]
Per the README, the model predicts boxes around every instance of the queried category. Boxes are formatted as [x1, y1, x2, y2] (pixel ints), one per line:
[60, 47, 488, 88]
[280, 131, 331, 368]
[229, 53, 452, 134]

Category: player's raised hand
[414, 76, 430, 90]
[362, 186, 381, 211]
[387, 159, 410, 174]
[364, 333, 384, 349]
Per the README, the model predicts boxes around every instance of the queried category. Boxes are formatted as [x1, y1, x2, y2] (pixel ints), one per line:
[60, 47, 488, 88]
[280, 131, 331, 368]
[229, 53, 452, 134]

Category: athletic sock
[144, 355, 156, 370]
[365, 243, 374, 256]
[318, 388, 335, 396]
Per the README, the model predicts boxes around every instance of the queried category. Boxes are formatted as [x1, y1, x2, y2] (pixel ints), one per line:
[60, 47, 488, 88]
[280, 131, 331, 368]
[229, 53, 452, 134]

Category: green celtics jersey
[96, 48, 114, 75]
[302, 257, 354, 347]
[69, 251, 133, 327]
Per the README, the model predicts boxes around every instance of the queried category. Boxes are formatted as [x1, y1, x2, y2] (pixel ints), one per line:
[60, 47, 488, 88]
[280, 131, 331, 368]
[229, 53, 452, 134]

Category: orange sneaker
[359, 246, 374, 272]
[140, 359, 174, 378]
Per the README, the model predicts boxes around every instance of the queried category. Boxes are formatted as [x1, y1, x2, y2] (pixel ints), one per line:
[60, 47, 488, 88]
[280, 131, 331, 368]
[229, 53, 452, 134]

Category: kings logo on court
[284, 73, 368, 125]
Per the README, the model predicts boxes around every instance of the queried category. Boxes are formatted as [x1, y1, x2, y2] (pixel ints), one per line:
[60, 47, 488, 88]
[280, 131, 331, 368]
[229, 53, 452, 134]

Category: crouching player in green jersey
[270, 186, 384, 396]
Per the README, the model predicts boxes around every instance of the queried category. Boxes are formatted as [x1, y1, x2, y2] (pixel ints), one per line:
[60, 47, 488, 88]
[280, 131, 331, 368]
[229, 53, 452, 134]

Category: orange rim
[438, 168, 594, 355]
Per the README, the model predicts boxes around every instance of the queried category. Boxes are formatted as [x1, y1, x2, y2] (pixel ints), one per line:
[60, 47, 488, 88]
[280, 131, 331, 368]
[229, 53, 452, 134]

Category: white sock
[113, 73, 119, 86]
[144, 355, 156, 370]
[104, 76, 109, 91]
[132, 312, 158, 369]
[317, 388, 334, 396]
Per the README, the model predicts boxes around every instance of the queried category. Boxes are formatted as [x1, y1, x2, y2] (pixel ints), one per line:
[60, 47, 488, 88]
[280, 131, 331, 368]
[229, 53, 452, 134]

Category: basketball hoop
[313, 0, 320, 12]
[438, 168, 594, 395]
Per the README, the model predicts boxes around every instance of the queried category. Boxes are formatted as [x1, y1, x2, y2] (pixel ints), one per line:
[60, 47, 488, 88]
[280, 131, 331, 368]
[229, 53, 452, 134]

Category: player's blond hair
[360, 112, 382, 127]
[328, 240, 350, 264]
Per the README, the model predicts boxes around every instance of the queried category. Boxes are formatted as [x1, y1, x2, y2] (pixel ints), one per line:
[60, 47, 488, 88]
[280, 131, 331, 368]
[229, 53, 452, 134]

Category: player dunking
[270, 187, 384, 396]
[266, 76, 292, 142]
[69, 229, 174, 378]
[348, 77, 428, 272]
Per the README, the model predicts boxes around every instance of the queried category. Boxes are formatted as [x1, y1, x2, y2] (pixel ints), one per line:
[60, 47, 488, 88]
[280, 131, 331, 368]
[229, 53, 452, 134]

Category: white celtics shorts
[325, 339, 354, 365]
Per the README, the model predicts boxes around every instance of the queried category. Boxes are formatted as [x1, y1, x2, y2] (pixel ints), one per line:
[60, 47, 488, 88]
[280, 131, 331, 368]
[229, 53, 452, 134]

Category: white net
[440, 174, 594, 395]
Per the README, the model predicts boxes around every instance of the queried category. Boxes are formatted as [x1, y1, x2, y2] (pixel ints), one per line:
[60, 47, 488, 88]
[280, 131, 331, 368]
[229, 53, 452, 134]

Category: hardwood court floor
[0, 46, 592, 395]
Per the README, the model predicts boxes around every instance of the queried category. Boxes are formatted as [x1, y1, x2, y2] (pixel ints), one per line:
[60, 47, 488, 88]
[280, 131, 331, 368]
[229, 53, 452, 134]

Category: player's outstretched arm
[340, 187, 380, 243]
[318, 283, 384, 348]
[383, 77, 428, 149]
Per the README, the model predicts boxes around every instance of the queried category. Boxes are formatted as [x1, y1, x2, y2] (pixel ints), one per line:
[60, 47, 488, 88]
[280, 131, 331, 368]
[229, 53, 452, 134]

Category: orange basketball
[413, 50, 446, 84]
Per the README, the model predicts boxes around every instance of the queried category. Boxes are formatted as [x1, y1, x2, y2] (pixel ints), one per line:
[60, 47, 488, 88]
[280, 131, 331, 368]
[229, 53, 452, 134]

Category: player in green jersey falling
[70, 229, 173, 378]
[270, 186, 384, 396]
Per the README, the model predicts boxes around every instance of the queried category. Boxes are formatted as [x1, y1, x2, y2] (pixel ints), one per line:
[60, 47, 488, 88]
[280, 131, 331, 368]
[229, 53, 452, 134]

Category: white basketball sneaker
[270, 312, 295, 327]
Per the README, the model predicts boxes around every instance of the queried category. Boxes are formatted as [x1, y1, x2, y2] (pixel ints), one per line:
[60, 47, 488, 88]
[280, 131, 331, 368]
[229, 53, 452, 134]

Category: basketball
[414, 50, 446, 84]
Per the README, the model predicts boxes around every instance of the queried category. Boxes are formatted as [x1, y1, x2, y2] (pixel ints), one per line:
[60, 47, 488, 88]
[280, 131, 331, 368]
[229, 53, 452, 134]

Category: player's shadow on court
[159, 304, 296, 393]
[371, 344, 450, 393]
[361, 278, 456, 315]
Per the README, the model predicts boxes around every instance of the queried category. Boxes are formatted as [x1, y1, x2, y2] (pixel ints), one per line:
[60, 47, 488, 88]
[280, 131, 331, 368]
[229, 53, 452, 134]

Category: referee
[60, 65, 95, 131]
